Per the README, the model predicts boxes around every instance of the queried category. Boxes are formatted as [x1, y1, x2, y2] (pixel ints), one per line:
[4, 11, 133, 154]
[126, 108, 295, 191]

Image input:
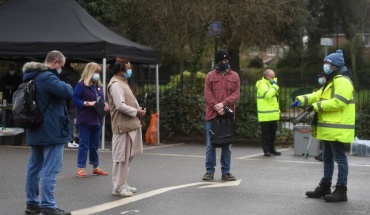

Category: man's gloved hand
[270, 79, 277, 85]
[290, 100, 301, 108]
[307, 105, 314, 112]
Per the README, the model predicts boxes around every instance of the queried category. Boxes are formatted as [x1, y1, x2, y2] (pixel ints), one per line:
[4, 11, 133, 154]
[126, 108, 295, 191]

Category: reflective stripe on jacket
[296, 75, 355, 143]
[255, 77, 280, 122]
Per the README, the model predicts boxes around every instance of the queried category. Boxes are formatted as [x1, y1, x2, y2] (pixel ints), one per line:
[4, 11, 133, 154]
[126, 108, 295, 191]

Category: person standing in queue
[203, 50, 240, 181]
[72, 62, 109, 178]
[24, 50, 73, 215]
[107, 56, 146, 197]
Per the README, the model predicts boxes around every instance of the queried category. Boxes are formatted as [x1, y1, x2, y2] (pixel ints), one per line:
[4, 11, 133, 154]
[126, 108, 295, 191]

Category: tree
[119, 0, 308, 74]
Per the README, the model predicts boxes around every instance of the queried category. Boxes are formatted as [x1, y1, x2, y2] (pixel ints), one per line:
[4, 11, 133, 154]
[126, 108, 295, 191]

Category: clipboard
[94, 96, 106, 121]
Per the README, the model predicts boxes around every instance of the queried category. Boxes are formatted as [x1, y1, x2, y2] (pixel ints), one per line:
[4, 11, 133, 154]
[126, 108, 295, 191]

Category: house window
[267, 46, 277, 56]
[363, 35, 370, 47]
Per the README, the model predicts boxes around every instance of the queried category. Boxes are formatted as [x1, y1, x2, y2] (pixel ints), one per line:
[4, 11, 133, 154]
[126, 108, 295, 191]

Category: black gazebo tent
[0, 0, 158, 63]
[0, 0, 161, 147]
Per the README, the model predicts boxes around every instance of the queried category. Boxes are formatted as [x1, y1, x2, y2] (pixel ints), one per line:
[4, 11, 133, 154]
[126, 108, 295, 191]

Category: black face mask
[218, 63, 229, 71]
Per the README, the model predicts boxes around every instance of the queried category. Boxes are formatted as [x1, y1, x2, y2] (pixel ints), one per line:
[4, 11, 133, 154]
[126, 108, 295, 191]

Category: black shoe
[306, 182, 331, 198]
[270, 151, 281, 156]
[202, 172, 214, 180]
[221, 173, 236, 181]
[324, 185, 348, 202]
[41, 208, 71, 215]
[25, 204, 41, 214]
[315, 152, 323, 161]
[264, 152, 271, 156]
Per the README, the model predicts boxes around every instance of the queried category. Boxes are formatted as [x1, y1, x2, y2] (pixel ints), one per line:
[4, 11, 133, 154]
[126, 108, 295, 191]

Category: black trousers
[260, 120, 278, 153]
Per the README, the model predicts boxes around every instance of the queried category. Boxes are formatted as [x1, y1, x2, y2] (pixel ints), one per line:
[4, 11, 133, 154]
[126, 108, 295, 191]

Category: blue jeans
[205, 121, 231, 174]
[77, 125, 101, 168]
[26, 144, 64, 209]
[321, 140, 348, 186]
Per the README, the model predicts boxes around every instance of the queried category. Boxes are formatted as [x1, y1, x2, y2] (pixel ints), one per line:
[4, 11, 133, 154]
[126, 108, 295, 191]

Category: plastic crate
[293, 125, 320, 156]
[350, 137, 370, 157]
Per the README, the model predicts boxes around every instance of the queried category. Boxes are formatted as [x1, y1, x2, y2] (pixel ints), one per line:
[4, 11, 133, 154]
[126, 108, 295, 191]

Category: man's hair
[113, 56, 130, 74]
[116, 56, 129, 64]
[44, 50, 65, 64]
[263, 69, 271, 78]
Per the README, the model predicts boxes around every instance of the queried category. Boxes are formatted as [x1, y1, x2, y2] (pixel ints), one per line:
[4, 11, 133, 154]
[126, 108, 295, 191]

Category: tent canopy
[0, 0, 159, 64]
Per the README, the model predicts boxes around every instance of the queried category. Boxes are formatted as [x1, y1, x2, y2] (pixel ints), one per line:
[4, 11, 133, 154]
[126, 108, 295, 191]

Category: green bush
[235, 97, 260, 138]
[355, 101, 370, 139]
[138, 71, 295, 141]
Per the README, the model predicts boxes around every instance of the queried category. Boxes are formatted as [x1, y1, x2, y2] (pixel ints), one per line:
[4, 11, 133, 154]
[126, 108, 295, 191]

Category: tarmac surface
[1, 141, 370, 215]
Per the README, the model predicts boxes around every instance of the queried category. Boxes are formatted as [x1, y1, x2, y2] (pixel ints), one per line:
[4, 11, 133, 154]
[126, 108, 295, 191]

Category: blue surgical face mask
[318, 77, 325, 85]
[124, 69, 132, 78]
[92, 73, 100, 81]
[56, 68, 62, 75]
[218, 63, 229, 71]
[323, 64, 332, 74]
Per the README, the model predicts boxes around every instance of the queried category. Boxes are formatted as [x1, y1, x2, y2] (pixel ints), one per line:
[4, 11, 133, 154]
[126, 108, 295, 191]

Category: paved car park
[1, 142, 370, 215]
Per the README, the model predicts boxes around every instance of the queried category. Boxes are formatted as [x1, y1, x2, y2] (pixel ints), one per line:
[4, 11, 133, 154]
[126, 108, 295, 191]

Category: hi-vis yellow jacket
[256, 77, 280, 122]
[296, 75, 355, 143]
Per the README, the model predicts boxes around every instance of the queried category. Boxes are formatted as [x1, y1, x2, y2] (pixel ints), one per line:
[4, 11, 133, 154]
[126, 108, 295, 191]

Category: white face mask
[124, 69, 132, 78]
[9, 70, 16, 75]
[92, 73, 100, 81]
[323, 64, 332, 74]
[56, 68, 63, 75]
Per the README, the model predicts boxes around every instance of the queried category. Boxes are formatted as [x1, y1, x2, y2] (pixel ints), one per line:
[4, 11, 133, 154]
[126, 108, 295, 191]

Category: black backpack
[12, 72, 50, 128]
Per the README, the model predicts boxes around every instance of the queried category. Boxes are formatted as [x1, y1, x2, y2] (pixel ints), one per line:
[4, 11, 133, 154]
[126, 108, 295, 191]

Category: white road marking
[143, 143, 185, 150]
[72, 180, 238, 215]
[121, 210, 139, 214]
[143, 152, 205, 158]
[198, 179, 242, 188]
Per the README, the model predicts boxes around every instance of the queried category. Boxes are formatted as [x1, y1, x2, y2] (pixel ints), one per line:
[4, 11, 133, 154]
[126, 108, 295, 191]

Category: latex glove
[270, 79, 277, 85]
[290, 100, 301, 108]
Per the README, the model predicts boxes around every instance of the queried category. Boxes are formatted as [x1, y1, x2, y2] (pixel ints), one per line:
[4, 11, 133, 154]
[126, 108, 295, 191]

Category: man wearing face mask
[23, 50, 73, 215]
[256, 69, 281, 156]
[203, 50, 240, 181]
[0, 63, 22, 104]
[107, 56, 146, 197]
[290, 49, 355, 202]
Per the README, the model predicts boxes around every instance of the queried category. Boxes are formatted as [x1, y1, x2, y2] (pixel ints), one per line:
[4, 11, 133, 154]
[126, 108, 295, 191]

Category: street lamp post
[207, 21, 222, 68]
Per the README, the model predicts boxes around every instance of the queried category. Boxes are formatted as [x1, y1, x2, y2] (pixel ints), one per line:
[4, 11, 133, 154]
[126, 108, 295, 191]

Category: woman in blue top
[72, 62, 109, 178]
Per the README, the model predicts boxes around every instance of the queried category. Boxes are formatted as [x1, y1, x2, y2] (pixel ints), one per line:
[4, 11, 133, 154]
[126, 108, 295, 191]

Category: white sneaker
[125, 184, 137, 193]
[112, 187, 133, 197]
[68, 142, 79, 148]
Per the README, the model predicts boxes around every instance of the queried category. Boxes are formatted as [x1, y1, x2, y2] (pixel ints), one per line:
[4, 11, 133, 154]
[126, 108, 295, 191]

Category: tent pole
[155, 64, 160, 145]
[101, 58, 107, 150]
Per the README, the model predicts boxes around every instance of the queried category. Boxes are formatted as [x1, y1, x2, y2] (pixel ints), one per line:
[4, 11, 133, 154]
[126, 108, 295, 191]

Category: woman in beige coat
[107, 56, 146, 197]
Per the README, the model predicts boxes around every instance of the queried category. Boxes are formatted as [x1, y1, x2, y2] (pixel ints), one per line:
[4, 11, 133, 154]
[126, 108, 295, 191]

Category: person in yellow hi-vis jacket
[256, 69, 281, 156]
[290, 49, 355, 202]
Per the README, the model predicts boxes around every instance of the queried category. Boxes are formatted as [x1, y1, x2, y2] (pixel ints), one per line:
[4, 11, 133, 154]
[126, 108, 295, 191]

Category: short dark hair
[113, 62, 126, 74]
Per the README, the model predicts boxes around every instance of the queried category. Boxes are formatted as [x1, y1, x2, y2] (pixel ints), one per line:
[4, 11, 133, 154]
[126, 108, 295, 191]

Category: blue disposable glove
[290, 100, 301, 108]
[270, 79, 277, 85]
